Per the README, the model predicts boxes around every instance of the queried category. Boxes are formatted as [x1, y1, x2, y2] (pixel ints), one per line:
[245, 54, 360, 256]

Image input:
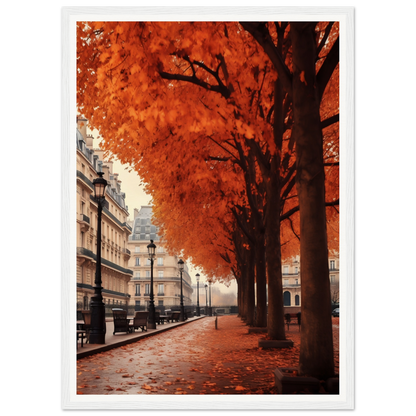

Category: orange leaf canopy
[77, 21, 339, 281]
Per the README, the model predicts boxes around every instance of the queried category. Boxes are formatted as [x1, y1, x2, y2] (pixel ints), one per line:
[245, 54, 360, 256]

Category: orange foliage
[77, 21, 339, 282]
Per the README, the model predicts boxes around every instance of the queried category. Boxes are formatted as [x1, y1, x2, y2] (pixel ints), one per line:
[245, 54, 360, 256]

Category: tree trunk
[245, 246, 256, 326]
[291, 22, 334, 379]
[265, 155, 286, 340]
[254, 234, 267, 327]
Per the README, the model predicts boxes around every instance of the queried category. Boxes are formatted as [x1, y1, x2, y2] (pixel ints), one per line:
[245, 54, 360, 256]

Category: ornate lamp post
[196, 273, 200, 316]
[178, 259, 185, 321]
[89, 171, 107, 344]
[147, 240, 156, 329]
[205, 284, 208, 315]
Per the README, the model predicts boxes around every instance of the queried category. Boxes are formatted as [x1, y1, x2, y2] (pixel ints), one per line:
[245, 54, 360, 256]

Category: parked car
[332, 308, 339, 317]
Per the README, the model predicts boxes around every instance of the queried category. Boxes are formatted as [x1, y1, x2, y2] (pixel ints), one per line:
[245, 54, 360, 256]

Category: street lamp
[196, 274, 200, 316]
[147, 240, 156, 329]
[205, 284, 208, 315]
[89, 171, 107, 344]
[178, 259, 185, 321]
[209, 280, 212, 316]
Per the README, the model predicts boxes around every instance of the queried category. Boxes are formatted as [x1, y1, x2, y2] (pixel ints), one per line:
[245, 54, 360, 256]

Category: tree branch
[159, 64, 231, 99]
[317, 36, 339, 101]
[321, 113, 339, 129]
[280, 199, 339, 222]
[316, 22, 334, 56]
[240, 22, 293, 98]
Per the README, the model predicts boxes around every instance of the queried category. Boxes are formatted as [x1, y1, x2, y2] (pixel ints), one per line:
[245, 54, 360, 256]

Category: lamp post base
[148, 302, 156, 329]
[89, 297, 106, 344]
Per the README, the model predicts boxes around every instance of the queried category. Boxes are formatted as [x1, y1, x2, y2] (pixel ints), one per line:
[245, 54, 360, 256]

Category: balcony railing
[79, 214, 90, 224]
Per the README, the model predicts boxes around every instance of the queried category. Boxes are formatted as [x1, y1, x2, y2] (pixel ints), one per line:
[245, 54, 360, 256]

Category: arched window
[284, 291, 291, 306]
[295, 295, 300, 306]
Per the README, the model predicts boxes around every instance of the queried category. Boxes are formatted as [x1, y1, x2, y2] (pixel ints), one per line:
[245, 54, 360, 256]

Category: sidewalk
[77, 315, 206, 359]
[76, 315, 339, 395]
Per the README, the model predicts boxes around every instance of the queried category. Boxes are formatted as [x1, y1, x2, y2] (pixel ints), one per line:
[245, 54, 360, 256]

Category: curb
[77, 316, 207, 360]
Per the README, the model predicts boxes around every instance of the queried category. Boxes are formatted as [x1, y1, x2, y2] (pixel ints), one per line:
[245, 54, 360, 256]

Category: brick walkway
[77, 315, 339, 395]
[77, 316, 205, 359]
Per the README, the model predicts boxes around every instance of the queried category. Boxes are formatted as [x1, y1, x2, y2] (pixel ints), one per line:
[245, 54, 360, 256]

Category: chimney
[86, 133, 94, 148]
[77, 117, 88, 140]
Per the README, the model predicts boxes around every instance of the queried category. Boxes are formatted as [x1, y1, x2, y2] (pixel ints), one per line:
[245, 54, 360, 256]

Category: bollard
[215, 315, 218, 329]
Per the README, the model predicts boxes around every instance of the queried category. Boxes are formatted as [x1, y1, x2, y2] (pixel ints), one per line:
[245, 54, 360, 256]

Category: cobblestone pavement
[77, 315, 339, 395]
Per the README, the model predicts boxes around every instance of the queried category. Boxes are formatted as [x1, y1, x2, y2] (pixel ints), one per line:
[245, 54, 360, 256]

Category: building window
[283, 279, 289, 286]
[158, 284, 164, 295]
[146, 270, 151, 278]
[135, 246, 140, 253]
[295, 295, 300, 306]
[135, 257, 140, 266]
[135, 284, 140, 296]
[135, 300, 140, 311]
[330, 260, 335, 270]
[135, 271, 140, 278]
[146, 259, 151, 266]
[158, 271, 164, 278]
[283, 291, 291, 306]
[157, 258, 164, 266]
[283, 266, 289, 275]
[295, 267, 298, 274]
[157, 246, 164, 253]
[145, 284, 150, 295]
[330, 275, 335, 283]
[158, 300, 164, 307]
[295, 279, 299, 285]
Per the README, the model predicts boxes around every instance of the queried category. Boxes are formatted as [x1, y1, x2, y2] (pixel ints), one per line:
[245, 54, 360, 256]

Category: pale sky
[90, 128, 237, 303]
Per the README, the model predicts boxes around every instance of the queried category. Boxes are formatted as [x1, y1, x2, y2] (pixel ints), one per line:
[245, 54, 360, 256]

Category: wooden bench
[169, 312, 181, 322]
[112, 309, 130, 335]
[131, 311, 148, 332]
[284, 312, 301, 331]
[77, 329, 87, 348]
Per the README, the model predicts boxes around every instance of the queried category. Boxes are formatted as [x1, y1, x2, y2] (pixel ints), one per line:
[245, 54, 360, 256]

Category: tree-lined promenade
[77, 315, 339, 395]
[77, 21, 339, 382]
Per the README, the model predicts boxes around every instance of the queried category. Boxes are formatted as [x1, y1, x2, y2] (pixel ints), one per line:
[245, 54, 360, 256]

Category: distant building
[282, 254, 340, 312]
[76, 118, 133, 310]
[127, 206, 193, 310]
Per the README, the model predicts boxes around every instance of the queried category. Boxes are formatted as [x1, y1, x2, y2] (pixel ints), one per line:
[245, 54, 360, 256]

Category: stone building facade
[127, 206, 193, 311]
[282, 254, 340, 313]
[76, 118, 133, 310]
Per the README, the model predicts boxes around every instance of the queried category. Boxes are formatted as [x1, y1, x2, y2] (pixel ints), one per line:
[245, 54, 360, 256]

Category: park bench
[284, 312, 301, 331]
[112, 308, 130, 335]
[131, 311, 148, 332]
[169, 312, 181, 322]
[77, 329, 87, 348]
